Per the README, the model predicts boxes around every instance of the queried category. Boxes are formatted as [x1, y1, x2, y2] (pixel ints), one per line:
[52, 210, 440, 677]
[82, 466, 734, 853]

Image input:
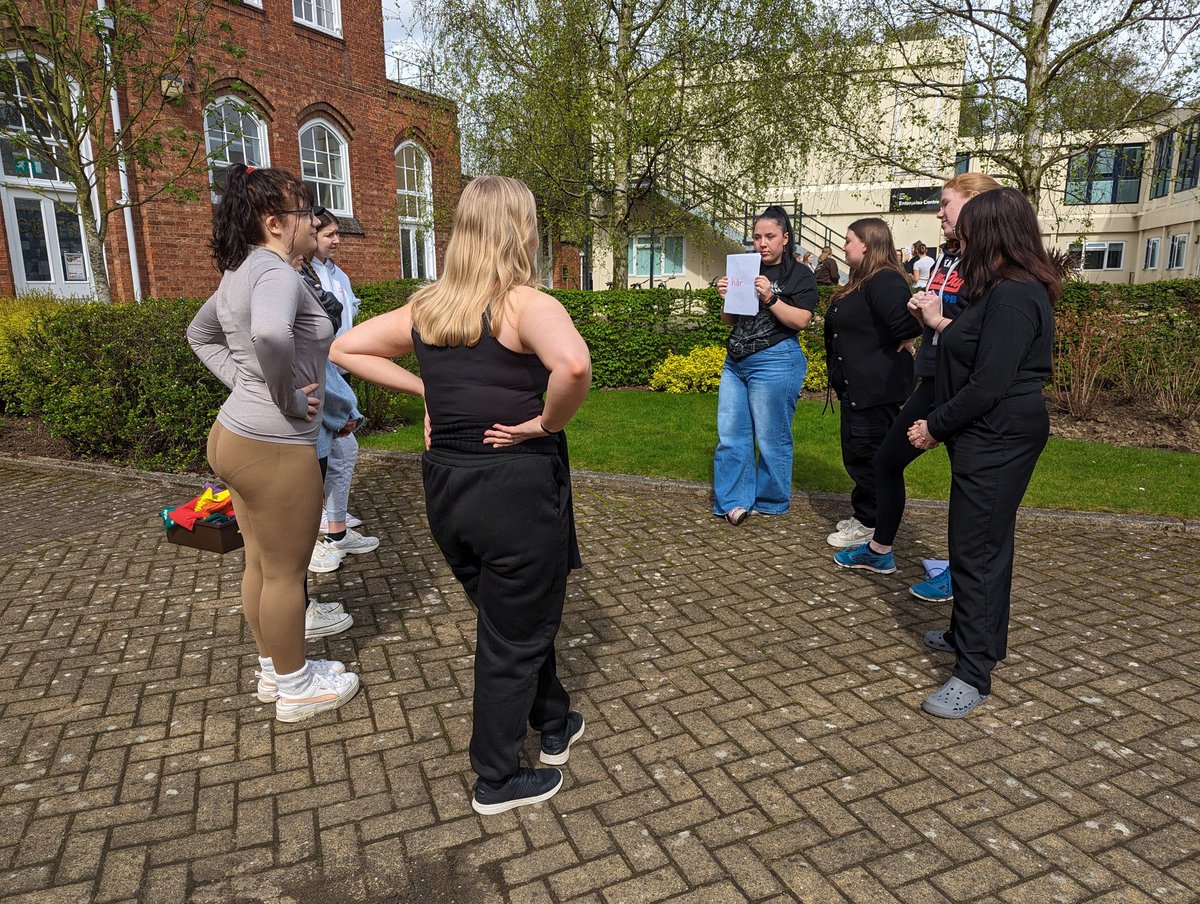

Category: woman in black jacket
[825, 218, 923, 551]
[907, 188, 1059, 719]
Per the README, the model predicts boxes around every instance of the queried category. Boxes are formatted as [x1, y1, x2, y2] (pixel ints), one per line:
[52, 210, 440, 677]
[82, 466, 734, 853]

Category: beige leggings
[207, 421, 322, 673]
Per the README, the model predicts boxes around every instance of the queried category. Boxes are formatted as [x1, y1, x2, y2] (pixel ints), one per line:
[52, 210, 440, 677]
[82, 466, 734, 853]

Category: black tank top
[413, 317, 553, 453]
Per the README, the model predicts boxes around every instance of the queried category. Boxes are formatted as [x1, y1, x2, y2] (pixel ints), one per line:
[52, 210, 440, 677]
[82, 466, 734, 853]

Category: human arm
[329, 303, 425, 397]
[716, 276, 734, 325]
[926, 289, 1042, 441]
[758, 269, 817, 331]
[483, 290, 592, 446]
[186, 297, 238, 389]
[868, 272, 923, 341]
[245, 263, 323, 419]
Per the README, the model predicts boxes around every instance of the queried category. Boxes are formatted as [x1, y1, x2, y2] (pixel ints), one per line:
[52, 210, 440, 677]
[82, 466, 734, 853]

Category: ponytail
[209, 163, 311, 272]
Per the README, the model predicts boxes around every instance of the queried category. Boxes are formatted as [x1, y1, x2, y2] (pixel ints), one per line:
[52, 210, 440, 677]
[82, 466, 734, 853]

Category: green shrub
[0, 294, 63, 414]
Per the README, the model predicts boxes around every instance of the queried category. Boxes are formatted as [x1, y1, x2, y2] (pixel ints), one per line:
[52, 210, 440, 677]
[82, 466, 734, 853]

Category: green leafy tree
[401, 0, 863, 287]
[841, 0, 1200, 215]
[0, 0, 227, 301]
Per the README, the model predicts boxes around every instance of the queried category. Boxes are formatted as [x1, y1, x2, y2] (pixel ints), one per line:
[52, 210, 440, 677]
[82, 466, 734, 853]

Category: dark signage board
[889, 186, 941, 212]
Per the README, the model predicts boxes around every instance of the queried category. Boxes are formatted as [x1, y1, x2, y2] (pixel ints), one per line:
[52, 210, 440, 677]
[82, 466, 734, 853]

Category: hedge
[1, 277, 1196, 471]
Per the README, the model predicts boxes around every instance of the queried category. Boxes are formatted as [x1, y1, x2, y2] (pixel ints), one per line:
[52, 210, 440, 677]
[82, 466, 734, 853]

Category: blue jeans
[713, 338, 807, 515]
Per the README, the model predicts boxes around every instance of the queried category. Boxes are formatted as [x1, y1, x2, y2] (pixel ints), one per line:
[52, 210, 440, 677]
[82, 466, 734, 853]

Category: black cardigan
[824, 268, 923, 410]
[927, 279, 1054, 441]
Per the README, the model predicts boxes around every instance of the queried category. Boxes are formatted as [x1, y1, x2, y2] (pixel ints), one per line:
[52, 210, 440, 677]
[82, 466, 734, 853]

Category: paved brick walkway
[2, 453, 1198, 904]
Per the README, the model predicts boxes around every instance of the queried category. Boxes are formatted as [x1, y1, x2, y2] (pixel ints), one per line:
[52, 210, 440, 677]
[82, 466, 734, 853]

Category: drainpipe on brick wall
[97, 0, 143, 301]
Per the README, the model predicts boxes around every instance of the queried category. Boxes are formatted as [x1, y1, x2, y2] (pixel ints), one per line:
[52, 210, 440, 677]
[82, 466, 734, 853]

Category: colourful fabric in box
[169, 486, 235, 531]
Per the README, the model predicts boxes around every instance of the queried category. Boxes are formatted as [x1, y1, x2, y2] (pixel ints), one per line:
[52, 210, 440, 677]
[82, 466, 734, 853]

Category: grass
[360, 390, 1200, 519]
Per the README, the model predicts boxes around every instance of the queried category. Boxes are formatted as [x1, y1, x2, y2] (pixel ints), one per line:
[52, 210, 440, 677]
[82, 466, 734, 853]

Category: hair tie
[245, 165, 256, 174]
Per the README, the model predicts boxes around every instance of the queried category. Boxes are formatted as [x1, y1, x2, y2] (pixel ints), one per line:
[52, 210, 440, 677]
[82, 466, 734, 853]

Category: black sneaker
[540, 710, 585, 765]
[472, 767, 563, 815]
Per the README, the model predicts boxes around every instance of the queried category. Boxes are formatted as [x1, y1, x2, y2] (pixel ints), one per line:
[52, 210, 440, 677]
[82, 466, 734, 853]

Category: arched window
[395, 141, 435, 279]
[299, 120, 351, 215]
[204, 97, 269, 192]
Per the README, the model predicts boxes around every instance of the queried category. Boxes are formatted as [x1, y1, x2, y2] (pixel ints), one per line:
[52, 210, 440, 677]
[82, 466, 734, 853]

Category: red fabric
[169, 492, 235, 531]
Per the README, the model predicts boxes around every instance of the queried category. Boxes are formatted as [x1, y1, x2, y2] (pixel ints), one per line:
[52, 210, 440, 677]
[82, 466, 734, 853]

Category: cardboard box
[167, 519, 244, 554]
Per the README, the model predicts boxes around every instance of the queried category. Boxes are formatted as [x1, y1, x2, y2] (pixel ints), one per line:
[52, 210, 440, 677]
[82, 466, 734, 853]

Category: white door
[2, 188, 93, 297]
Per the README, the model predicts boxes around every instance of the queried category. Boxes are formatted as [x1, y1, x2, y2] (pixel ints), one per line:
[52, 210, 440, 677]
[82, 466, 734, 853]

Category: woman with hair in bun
[187, 163, 362, 722]
[713, 205, 818, 525]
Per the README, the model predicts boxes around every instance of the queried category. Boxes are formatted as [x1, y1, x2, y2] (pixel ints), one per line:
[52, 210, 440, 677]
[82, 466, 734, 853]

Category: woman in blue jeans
[713, 206, 818, 524]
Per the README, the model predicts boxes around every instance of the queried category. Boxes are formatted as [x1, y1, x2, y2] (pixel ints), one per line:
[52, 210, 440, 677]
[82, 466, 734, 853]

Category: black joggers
[944, 392, 1049, 696]
[872, 379, 936, 546]
[422, 448, 572, 784]
[839, 400, 903, 529]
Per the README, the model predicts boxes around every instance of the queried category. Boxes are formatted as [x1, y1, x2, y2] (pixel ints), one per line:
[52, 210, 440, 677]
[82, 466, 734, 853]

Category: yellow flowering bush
[649, 346, 727, 393]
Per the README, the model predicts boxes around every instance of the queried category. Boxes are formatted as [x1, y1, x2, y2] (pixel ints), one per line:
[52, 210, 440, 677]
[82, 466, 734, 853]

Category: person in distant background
[814, 246, 839, 286]
[911, 242, 934, 289]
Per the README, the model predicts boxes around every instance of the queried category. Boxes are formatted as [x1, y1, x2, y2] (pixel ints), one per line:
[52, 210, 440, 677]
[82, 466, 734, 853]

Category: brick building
[0, 1, 461, 300]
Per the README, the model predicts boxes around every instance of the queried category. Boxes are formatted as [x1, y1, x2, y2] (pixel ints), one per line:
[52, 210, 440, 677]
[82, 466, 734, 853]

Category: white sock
[257, 656, 275, 680]
[275, 662, 312, 697]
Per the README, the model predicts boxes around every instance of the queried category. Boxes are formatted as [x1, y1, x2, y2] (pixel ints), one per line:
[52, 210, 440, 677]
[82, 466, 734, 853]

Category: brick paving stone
[2, 456, 1199, 903]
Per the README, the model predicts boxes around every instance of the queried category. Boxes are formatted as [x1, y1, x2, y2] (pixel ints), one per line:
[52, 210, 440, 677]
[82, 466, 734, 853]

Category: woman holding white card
[713, 206, 818, 525]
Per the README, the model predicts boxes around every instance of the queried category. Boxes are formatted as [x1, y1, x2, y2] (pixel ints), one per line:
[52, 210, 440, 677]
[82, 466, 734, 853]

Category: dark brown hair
[956, 188, 1062, 305]
[832, 218, 907, 301]
[209, 163, 312, 272]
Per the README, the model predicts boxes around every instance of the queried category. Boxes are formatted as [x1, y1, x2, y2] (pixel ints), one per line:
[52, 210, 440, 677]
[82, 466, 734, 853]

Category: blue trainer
[833, 543, 896, 574]
[910, 567, 953, 602]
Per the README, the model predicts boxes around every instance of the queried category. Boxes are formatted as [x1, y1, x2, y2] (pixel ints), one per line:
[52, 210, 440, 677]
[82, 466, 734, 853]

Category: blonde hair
[410, 175, 539, 347]
[943, 171, 1002, 199]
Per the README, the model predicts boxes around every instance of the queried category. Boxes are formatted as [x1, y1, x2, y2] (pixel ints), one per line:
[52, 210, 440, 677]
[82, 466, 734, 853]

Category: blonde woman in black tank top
[332, 175, 591, 815]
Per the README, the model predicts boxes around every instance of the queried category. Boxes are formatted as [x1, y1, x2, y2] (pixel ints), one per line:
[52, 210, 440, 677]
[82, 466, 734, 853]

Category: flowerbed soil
[1, 391, 1196, 466]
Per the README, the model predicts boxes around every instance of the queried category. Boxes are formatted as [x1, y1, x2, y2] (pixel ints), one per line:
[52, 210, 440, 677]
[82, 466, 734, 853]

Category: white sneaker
[320, 512, 363, 532]
[255, 659, 347, 703]
[836, 517, 854, 531]
[325, 528, 380, 556]
[305, 599, 353, 639]
[275, 669, 360, 722]
[827, 516, 875, 548]
[308, 538, 345, 573]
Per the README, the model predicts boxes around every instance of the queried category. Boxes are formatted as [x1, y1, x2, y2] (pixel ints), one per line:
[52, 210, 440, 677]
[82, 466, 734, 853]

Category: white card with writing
[724, 253, 761, 315]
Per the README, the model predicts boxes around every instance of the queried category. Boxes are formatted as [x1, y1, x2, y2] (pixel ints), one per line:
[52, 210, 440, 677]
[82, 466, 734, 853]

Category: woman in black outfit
[332, 176, 592, 813]
[824, 218, 923, 552]
[860, 173, 1002, 599]
[907, 188, 1059, 719]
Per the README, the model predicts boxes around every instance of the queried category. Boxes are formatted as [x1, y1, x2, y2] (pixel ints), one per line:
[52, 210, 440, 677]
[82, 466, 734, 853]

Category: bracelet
[938, 317, 951, 331]
[538, 417, 555, 435]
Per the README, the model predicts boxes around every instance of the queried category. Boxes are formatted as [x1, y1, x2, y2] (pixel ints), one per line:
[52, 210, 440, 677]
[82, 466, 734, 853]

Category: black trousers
[422, 448, 572, 784]
[839, 401, 902, 528]
[944, 393, 1048, 696]
[872, 380, 936, 546]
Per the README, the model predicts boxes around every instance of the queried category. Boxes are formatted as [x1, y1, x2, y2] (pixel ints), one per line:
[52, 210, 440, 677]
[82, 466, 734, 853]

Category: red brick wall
[0, 203, 14, 296]
[98, 0, 461, 300]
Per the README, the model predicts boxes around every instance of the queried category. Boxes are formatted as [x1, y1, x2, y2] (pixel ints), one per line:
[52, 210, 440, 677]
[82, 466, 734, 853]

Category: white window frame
[203, 96, 270, 195]
[0, 54, 75, 188]
[299, 119, 351, 216]
[628, 234, 684, 279]
[292, 0, 342, 37]
[1167, 233, 1188, 270]
[241, 0, 263, 7]
[1073, 241, 1124, 271]
[1142, 237, 1160, 270]
[394, 140, 436, 280]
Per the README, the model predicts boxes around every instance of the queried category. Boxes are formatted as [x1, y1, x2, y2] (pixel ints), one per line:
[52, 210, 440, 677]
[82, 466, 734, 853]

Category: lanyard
[929, 253, 959, 346]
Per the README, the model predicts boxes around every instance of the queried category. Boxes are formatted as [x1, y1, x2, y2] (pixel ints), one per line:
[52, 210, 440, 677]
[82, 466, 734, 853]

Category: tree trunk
[607, 0, 634, 290]
[78, 202, 112, 303]
[1021, 0, 1053, 215]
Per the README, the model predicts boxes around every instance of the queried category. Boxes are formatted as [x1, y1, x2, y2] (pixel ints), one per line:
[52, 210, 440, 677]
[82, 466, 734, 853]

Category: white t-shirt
[912, 255, 934, 288]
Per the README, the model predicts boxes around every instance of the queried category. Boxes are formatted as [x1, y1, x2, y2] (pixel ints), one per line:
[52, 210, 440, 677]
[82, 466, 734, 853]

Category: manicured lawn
[361, 390, 1199, 518]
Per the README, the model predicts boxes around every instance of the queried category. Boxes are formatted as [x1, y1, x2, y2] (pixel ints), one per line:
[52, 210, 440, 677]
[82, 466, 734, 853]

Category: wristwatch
[763, 294, 777, 308]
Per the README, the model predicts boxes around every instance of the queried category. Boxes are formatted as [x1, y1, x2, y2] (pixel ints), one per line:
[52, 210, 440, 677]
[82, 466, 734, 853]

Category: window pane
[400, 226, 414, 277]
[1082, 247, 1105, 270]
[1105, 244, 1123, 269]
[415, 229, 428, 279]
[54, 204, 87, 281]
[665, 236, 683, 274]
[14, 198, 52, 282]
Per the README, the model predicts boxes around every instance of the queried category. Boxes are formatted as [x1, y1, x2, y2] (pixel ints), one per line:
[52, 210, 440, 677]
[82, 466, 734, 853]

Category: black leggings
[872, 379, 936, 546]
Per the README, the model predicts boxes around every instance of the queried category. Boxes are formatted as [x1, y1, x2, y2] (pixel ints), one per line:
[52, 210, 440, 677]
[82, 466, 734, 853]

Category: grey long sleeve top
[188, 246, 335, 445]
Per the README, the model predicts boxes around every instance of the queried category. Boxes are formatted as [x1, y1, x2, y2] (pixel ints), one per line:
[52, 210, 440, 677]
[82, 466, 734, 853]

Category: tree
[401, 0, 864, 287]
[0, 1, 226, 301]
[838, 0, 1200, 216]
